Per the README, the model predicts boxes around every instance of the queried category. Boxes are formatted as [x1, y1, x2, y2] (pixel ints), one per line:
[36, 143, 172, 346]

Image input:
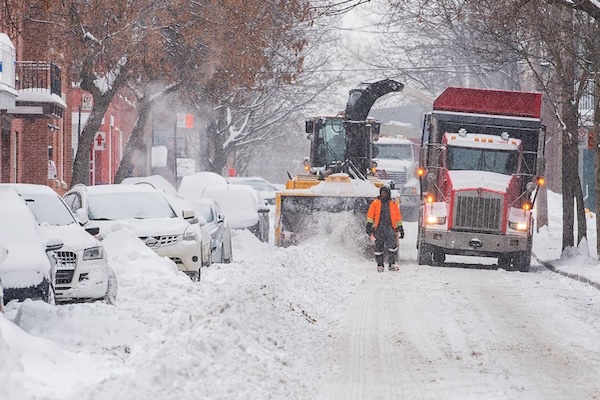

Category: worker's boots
[376, 254, 384, 273]
[388, 249, 399, 271]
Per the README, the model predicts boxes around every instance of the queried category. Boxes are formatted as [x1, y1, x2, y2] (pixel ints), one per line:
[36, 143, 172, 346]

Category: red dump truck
[417, 87, 546, 271]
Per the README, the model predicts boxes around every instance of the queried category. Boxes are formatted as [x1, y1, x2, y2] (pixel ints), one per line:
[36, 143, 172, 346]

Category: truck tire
[513, 250, 531, 272]
[513, 238, 532, 272]
[417, 243, 432, 265]
[432, 249, 445, 267]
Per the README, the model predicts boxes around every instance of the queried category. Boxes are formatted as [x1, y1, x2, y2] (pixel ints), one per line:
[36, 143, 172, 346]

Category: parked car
[0, 187, 61, 305]
[202, 184, 270, 242]
[188, 197, 233, 263]
[0, 183, 117, 304]
[178, 171, 228, 200]
[63, 184, 207, 281]
[227, 176, 280, 205]
[121, 176, 212, 268]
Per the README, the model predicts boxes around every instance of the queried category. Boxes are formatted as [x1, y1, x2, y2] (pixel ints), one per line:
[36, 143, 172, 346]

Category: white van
[372, 136, 420, 221]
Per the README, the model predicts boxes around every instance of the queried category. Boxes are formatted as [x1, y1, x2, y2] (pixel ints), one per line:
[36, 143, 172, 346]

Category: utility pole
[173, 118, 178, 182]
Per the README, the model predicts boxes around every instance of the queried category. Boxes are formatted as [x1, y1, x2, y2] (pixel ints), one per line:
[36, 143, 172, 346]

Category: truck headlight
[183, 229, 198, 241]
[83, 246, 104, 260]
[426, 215, 446, 225]
[509, 221, 528, 231]
[402, 186, 417, 195]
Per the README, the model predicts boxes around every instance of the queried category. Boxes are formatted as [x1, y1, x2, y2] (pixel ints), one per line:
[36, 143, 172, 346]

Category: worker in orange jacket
[365, 186, 404, 272]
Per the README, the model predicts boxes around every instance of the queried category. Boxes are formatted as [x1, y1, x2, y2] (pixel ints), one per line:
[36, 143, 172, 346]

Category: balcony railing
[15, 61, 61, 96]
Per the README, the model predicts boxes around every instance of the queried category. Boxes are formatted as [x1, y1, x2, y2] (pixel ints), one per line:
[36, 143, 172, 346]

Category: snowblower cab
[275, 79, 405, 247]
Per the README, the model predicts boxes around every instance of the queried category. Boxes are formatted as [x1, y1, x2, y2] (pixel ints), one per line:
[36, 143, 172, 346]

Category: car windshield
[374, 143, 413, 160]
[0, 191, 41, 244]
[22, 193, 77, 226]
[88, 192, 177, 220]
[447, 146, 519, 175]
[193, 202, 215, 223]
[233, 180, 277, 192]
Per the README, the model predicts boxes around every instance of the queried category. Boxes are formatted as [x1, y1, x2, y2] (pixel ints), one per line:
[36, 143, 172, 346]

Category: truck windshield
[447, 146, 518, 175]
[375, 143, 413, 160]
[314, 119, 346, 165]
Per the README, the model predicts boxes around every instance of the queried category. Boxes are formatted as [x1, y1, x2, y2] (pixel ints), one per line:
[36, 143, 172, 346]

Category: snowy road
[318, 262, 600, 399]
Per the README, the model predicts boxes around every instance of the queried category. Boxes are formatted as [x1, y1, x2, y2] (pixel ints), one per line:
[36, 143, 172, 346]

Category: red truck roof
[433, 87, 542, 119]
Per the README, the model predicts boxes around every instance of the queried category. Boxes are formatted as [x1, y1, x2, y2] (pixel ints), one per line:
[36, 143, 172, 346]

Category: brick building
[0, 8, 140, 194]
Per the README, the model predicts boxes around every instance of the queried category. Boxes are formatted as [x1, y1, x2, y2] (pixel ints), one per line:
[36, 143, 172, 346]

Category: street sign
[176, 113, 194, 129]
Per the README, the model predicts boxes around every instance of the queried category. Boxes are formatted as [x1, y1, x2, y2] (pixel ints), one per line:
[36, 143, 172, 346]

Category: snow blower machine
[274, 79, 405, 248]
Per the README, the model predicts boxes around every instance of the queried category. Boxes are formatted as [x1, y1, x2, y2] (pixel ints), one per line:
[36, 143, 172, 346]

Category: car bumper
[55, 262, 109, 302]
[155, 241, 202, 272]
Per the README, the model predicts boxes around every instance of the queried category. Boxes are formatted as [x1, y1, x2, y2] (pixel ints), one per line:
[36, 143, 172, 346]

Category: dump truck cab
[417, 87, 545, 271]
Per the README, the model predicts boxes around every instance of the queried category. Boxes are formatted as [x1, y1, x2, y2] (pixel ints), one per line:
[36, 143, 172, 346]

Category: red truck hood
[447, 170, 513, 193]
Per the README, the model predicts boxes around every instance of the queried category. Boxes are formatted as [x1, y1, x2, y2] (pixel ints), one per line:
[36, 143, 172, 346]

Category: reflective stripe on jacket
[367, 198, 402, 229]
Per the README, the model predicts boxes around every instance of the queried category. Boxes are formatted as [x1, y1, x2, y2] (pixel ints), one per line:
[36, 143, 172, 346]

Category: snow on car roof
[121, 175, 178, 197]
[0, 183, 57, 195]
[0, 188, 43, 244]
[83, 184, 160, 194]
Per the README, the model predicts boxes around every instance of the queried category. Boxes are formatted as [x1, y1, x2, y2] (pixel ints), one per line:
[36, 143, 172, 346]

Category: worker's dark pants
[373, 227, 398, 266]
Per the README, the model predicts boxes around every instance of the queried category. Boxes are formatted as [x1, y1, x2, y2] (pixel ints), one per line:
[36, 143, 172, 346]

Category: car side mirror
[181, 209, 195, 220]
[258, 206, 270, 214]
[75, 208, 89, 225]
[85, 226, 100, 236]
[45, 238, 63, 252]
[217, 214, 225, 223]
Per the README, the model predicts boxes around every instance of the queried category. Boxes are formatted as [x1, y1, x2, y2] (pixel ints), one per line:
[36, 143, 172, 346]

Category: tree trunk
[113, 99, 152, 183]
[575, 176, 587, 244]
[207, 105, 230, 175]
[71, 98, 113, 186]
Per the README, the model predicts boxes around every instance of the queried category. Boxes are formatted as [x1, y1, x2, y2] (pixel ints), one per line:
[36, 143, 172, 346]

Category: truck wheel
[513, 251, 531, 272]
[432, 250, 445, 267]
[417, 243, 433, 265]
[497, 256, 511, 269]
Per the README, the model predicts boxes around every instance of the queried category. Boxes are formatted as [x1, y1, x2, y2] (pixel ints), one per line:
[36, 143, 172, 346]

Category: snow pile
[2, 223, 370, 400]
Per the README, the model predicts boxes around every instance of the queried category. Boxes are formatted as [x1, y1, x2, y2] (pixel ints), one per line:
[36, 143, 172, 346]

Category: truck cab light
[522, 202, 532, 211]
[417, 167, 426, 177]
[537, 176, 545, 186]
[426, 194, 435, 203]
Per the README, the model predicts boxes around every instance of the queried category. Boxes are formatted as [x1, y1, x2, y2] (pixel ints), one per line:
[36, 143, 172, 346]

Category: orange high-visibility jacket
[367, 199, 402, 229]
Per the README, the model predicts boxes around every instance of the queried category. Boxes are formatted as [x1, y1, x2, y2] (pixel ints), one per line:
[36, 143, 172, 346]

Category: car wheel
[103, 267, 119, 305]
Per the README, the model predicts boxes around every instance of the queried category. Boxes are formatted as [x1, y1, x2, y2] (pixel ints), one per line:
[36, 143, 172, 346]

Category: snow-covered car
[1, 184, 117, 304]
[227, 176, 280, 205]
[121, 176, 212, 268]
[188, 197, 233, 263]
[178, 171, 228, 200]
[0, 187, 61, 305]
[202, 184, 270, 243]
[63, 184, 206, 281]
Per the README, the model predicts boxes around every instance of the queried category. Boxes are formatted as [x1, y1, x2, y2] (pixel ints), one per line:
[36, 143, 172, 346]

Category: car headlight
[83, 246, 104, 260]
[425, 215, 446, 225]
[183, 229, 198, 241]
[509, 221, 528, 231]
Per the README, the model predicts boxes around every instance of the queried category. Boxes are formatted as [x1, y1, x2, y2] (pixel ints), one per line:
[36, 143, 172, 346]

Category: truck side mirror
[305, 120, 314, 134]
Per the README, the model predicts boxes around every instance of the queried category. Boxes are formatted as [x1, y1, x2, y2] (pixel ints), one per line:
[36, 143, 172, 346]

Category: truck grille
[377, 170, 407, 185]
[55, 251, 77, 269]
[453, 192, 503, 232]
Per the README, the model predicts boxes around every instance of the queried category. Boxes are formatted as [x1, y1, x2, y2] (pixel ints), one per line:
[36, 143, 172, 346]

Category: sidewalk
[534, 224, 600, 290]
